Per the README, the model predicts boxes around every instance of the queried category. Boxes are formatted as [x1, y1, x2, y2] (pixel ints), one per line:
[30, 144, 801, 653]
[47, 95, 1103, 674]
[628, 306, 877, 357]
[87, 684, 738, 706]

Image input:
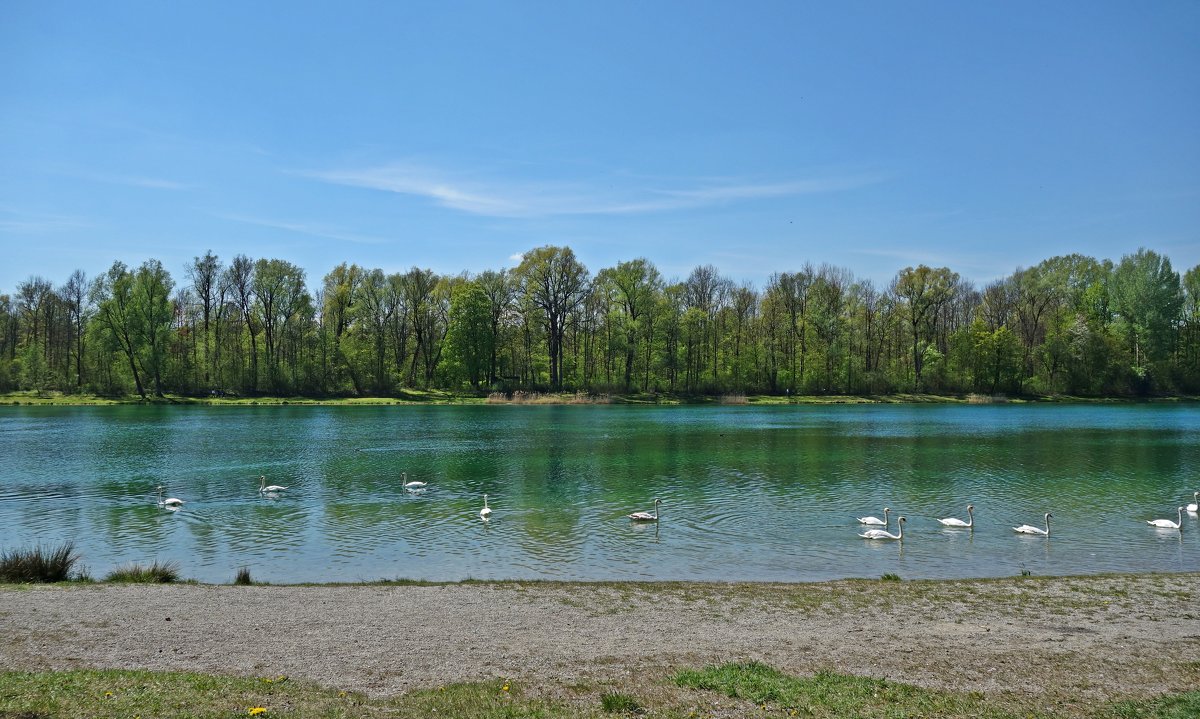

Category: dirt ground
[2, 574, 1198, 710]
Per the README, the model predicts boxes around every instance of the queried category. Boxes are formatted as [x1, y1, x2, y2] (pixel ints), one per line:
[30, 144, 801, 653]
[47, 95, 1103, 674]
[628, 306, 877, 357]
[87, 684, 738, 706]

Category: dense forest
[1, 246, 1198, 399]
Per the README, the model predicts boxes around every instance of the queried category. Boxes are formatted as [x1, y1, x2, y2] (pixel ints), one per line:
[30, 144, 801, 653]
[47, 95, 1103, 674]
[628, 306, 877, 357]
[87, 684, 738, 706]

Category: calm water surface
[1, 404, 1197, 583]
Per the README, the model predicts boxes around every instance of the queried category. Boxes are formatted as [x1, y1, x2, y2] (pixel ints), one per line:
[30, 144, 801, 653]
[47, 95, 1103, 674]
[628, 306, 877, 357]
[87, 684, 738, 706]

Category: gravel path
[3, 574, 1198, 706]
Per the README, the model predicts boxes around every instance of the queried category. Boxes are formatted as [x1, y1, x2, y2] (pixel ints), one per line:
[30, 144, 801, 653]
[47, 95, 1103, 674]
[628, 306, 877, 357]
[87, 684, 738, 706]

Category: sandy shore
[2, 574, 1198, 707]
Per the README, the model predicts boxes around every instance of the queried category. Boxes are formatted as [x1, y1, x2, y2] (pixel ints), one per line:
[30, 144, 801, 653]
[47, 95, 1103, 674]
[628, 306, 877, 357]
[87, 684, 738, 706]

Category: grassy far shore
[3, 389, 1197, 406]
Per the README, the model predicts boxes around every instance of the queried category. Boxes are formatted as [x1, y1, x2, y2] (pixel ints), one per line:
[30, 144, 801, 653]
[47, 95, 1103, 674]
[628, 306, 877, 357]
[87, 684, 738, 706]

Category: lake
[1, 404, 1197, 583]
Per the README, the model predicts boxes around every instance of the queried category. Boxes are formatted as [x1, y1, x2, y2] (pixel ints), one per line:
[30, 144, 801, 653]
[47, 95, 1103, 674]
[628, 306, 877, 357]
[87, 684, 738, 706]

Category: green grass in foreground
[0, 670, 571, 719]
[676, 662, 1200, 719]
[677, 662, 1018, 718]
[1, 665, 1197, 719]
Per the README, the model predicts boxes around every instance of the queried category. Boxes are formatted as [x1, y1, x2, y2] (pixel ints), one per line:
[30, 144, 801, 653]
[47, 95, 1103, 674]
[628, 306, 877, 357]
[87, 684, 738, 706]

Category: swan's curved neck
[966, 507, 973, 528]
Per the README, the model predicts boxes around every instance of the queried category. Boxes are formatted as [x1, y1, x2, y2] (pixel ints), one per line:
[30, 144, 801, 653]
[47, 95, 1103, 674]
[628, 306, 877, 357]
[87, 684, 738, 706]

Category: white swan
[1147, 507, 1185, 530]
[860, 516, 905, 540]
[155, 485, 184, 507]
[856, 507, 890, 527]
[938, 504, 974, 528]
[258, 475, 288, 494]
[480, 494, 492, 521]
[402, 472, 427, 490]
[629, 498, 662, 522]
[1013, 512, 1052, 536]
[1187, 492, 1198, 514]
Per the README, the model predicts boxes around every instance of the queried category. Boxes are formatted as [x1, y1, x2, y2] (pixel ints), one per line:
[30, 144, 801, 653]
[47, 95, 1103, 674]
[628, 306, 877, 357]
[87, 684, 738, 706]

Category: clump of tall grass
[234, 566, 253, 585]
[105, 560, 180, 583]
[0, 541, 81, 583]
[719, 393, 748, 405]
[600, 691, 643, 713]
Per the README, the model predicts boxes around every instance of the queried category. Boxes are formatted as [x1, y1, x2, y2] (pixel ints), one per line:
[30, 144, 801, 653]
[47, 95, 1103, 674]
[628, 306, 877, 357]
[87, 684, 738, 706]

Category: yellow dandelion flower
[248, 707, 267, 716]
[103, 691, 113, 698]
[338, 691, 347, 698]
[501, 682, 510, 692]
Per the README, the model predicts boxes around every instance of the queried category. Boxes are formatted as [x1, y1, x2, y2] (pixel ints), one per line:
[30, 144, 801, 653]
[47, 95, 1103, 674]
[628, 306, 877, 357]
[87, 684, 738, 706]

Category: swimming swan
[1187, 492, 1198, 514]
[860, 516, 905, 540]
[402, 472, 427, 490]
[480, 494, 492, 521]
[938, 504, 974, 528]
[629, 498, 662, 522]
[155, 485, 184, 507]
[856, 507, 890, 527]
[1147, 507, 1184, 530]
[259, 476, 288, 494]
[1013, 512, 1052, 536]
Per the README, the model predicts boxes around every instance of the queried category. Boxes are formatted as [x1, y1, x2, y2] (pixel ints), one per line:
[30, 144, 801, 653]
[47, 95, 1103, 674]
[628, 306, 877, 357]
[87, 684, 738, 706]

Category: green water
[1, 404, 1196, 582]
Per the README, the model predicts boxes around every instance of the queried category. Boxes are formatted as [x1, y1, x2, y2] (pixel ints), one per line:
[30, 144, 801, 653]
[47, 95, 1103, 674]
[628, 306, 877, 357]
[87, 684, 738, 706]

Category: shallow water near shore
[1, 404, 1197, 583]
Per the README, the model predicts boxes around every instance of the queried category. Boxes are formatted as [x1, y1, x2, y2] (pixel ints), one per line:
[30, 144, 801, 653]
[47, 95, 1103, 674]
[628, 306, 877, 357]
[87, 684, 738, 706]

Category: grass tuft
[600, 691, 642, 713]
[881, 572, 901, 581]
[1104, 690, 1200, 718]
[105, 560, 180, 583]
[0, 542, 80, 583]
[676, 662, 1016, 718]
[234, 567, 253, 585]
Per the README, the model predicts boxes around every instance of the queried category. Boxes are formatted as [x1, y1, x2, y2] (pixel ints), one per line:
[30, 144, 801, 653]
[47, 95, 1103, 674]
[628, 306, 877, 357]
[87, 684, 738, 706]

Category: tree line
[2, 246, 1198, 399]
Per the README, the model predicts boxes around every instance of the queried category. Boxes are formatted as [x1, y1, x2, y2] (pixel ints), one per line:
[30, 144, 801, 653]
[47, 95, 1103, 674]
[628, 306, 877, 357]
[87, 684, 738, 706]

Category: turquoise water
[1, 404, 1197, 583]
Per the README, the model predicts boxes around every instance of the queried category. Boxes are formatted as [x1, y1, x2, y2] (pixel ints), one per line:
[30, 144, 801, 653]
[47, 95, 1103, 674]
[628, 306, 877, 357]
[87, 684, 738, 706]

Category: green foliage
[675, 662, 1018, 717]
[17, 341, 50, 393]
[0, 671, 568, 719]
[0, 541, 81, 583]
[599, 691, 642, 713]
[234, 567, 253, 585]
[443, 282, 494, 389]
[4, 247, 1199, 400]
[1104, 690, 1200, 719]
[105, 560, 180, 583]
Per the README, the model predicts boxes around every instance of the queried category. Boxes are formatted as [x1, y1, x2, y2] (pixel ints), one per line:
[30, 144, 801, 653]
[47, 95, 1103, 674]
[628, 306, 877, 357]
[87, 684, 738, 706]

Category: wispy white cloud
[300, 163, 883, 219]
[0, 208, 91, 234]
[68, 170, 194, 191]
[215, 213, 388, 245]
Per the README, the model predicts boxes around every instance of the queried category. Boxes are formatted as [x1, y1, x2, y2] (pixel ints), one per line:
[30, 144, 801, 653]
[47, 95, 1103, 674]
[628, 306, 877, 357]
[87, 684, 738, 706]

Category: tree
[401, 267, 440, 387]
[91, 262, 146, 398]
[515, 246, 589, 390]
[443, 281, 493, 389]
[476, 269, 514, 385]
[598, 258, 662, 390]
[354, 268, 397, 393]
[893, 265, 960, 389]
[225, 255, 259, 392]
[61, 270, 89, 390]
[187, 251, 221, 388]
[1110, 248, 1183, 379]
[322, 263, 362, 393]
[253, 258, 307, 392]
[131, 259, 175, 396]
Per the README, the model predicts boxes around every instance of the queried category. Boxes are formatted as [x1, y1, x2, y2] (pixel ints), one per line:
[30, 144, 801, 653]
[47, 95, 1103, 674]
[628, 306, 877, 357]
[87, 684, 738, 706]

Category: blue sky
[2, 1, 1197, 294]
